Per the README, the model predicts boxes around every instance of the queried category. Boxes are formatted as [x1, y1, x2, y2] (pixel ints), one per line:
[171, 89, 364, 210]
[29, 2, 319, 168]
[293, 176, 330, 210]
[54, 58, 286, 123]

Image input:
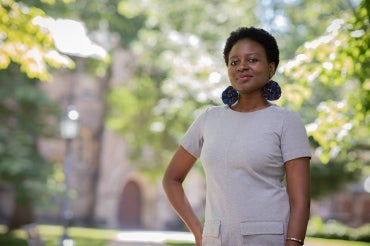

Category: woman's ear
[269, 62, 276, 78]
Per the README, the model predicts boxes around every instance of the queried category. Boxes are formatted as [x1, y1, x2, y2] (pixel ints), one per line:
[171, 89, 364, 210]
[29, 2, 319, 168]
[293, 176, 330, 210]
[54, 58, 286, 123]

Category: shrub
[307, 216, 370, 242]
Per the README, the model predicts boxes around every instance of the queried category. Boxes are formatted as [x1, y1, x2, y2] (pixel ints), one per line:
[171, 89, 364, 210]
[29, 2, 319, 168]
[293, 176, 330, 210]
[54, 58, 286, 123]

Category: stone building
[36, 50, 205, 230]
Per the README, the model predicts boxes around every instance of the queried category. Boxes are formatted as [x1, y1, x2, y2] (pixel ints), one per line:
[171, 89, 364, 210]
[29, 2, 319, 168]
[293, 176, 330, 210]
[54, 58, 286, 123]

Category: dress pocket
[202, 220, 221, 246]
[240, 221, 284, 246]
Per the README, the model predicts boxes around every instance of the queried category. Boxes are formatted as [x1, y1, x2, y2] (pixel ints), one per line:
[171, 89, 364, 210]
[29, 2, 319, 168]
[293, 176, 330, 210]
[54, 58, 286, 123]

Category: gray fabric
[180, 104, 311, 245]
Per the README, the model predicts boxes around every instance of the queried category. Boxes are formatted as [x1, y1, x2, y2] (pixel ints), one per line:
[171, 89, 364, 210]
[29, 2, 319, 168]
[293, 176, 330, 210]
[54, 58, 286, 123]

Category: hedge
[307, 216, 370, 242]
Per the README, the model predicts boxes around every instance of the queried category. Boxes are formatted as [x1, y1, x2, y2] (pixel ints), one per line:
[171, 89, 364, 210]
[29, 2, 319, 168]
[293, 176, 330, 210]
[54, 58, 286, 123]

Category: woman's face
[227, 38, 275, 96]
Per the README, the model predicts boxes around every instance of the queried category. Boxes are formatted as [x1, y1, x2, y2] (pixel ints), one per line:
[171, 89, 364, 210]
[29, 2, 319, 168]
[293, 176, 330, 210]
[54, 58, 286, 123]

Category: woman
[162, 27, 311, 246]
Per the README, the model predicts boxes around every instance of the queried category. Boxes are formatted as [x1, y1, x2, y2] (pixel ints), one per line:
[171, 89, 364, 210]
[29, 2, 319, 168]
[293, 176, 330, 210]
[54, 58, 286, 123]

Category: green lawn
[305, 237, 370, 246]
[0, 224, 369, 246]
[0, 224, 117, 246]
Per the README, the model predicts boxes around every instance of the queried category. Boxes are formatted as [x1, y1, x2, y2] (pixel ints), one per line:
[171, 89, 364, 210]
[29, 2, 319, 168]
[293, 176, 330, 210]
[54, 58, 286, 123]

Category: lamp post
[59, 105, 79, 246]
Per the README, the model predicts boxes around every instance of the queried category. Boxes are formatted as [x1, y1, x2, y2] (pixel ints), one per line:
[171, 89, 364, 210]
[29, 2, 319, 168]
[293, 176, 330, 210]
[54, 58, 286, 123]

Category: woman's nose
[237, 60, 249, 71]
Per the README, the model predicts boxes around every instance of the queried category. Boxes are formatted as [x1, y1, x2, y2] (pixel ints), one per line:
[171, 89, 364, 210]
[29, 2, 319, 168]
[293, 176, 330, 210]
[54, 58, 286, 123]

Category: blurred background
[0, 0, 369, 245]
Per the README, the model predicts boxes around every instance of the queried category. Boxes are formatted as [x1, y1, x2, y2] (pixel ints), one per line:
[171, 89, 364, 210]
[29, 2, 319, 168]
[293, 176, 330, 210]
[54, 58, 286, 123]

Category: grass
[305, 237, 370, 246]
[1, 224, 369, 246]
[0, 224, 117, 246]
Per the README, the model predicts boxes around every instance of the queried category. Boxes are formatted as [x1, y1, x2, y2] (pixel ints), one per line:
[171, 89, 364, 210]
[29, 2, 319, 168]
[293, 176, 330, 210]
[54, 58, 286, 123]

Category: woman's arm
[285, 157, 310, 246]
[162, 146, 203, 245]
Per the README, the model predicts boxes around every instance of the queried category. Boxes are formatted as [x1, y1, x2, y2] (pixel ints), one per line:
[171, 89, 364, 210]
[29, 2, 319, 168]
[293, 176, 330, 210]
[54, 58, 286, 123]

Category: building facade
[35, 50, 205, 230]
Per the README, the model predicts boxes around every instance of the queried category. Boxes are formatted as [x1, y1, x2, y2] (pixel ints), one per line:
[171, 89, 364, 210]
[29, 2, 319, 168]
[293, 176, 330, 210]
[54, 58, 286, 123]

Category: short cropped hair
[223, 27, 279, 68]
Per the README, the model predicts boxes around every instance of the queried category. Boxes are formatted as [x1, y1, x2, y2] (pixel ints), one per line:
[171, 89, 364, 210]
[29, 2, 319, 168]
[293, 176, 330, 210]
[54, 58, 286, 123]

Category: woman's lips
[237, 74, 252, 81]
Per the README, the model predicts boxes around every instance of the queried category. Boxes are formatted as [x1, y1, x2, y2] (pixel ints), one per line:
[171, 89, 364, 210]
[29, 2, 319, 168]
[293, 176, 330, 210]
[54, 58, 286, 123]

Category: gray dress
[180, 105, 311, 246]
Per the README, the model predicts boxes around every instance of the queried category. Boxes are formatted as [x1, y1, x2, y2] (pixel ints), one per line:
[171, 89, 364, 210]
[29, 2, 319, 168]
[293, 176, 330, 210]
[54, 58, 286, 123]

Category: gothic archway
[118, 180, 142, 229]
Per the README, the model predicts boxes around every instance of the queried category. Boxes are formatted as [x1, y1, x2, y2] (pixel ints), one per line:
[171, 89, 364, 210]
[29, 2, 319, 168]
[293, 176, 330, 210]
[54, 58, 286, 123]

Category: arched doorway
[118, 180, 142, 229]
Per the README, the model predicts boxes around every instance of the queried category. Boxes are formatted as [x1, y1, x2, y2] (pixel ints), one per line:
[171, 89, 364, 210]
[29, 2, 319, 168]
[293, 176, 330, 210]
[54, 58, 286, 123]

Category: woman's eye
[230, 60, 239, 66]
[248, 58, 258, 63]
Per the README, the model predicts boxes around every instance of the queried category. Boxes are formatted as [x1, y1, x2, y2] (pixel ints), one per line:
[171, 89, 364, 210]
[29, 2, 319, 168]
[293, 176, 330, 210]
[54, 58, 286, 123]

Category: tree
[0, 0, 73, 231]
[0, 64, 60, 231]
[279, 0, 370, 197]
[0, 0, 74, 79]
[270, 0, 358, 59]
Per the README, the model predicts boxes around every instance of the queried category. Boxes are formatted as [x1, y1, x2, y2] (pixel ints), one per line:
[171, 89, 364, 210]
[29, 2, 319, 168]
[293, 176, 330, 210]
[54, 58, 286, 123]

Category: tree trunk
[6, 200, 33, 233]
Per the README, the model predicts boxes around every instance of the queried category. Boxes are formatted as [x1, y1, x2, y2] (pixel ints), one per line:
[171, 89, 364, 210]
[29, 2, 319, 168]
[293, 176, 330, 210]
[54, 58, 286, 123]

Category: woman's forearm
[163, 178, 203, 244]
[285, 158, 311, 246]
[286, 202, 310, 246]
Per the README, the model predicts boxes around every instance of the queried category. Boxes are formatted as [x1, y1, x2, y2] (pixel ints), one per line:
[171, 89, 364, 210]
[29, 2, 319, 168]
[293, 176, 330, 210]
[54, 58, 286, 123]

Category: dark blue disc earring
[262, 80, 281, 101]
[221, 86, 238, 106]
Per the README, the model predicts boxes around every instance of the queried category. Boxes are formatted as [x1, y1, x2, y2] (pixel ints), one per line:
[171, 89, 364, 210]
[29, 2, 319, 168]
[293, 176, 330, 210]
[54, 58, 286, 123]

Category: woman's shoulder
[271, 106, 306, 130]
[267, 104, 304, 123]
[200, 105, 227, 115]
[190, 105, 226, 123]
[269, 104, 298, 116]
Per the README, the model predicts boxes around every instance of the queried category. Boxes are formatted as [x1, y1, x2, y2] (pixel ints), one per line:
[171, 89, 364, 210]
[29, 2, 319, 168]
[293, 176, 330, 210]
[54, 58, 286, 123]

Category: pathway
[107, 231, 194, 246]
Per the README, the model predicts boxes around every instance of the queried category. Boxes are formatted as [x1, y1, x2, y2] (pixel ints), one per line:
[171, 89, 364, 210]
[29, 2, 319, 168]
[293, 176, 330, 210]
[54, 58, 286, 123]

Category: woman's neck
[231, 97, 269, 112]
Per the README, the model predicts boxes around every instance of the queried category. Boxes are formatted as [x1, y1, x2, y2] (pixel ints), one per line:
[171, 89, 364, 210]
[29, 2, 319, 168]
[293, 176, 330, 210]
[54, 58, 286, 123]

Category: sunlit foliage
[279, 0, 369, 164]
[0, 0, 74, 81]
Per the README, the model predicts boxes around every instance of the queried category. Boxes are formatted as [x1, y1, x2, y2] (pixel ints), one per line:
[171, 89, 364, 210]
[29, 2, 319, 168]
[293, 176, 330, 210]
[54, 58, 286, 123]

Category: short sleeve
[179, 108, 209, 158]
[281, 111, 311, 163]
